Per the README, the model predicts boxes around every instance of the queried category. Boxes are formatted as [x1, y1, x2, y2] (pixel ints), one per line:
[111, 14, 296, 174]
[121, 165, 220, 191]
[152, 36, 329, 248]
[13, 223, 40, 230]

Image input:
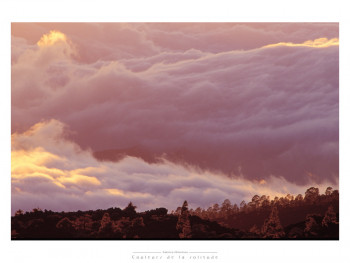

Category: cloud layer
[11, 23, 339, 212]
[11, 120, 335, 214]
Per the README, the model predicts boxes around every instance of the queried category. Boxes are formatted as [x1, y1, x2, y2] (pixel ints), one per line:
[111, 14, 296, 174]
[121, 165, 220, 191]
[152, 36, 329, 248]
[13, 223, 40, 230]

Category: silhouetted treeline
[12, 202, 242, 239]
[11, 187, 338, 240]
[176, 186, 339, 239]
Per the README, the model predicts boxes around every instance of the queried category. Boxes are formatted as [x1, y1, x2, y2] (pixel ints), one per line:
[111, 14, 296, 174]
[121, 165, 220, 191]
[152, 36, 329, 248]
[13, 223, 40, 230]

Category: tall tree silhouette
[124, 202, 137, 217]
[176, 200, 192, 239]
[261, 206, 285, 238]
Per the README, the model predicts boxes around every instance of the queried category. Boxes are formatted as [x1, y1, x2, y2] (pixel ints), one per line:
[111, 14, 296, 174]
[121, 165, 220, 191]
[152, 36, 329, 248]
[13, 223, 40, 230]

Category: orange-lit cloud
[259, 179, 267, 185]
[263, 37, 339, 49]
[58, 174, 101, 186]
[37, 30, 68, 47]
[11, 147, 101, 189]
[13, 30, 76, 67]
[106, 188, 125, 196]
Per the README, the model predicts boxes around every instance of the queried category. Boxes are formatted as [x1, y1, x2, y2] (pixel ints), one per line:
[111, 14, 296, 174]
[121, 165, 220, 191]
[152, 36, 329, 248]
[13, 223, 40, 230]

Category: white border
[1, 1, 349, 263]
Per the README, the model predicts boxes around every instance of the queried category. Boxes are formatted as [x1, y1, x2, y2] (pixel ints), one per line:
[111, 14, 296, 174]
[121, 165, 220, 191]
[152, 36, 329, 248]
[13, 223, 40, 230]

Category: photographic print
[11, 22, 339, 240]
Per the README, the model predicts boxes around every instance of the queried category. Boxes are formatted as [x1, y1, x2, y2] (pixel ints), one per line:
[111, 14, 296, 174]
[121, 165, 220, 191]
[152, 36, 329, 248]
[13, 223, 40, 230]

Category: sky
[11, 23, 339, 214]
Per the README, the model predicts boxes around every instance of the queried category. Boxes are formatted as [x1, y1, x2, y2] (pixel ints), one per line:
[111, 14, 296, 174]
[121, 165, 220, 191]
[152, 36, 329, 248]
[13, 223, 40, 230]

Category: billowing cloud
[12, 23, 339, 63]
[11, 120, 335, 214]
[11, 23, 338, 212]
[37, 30, 68, 47]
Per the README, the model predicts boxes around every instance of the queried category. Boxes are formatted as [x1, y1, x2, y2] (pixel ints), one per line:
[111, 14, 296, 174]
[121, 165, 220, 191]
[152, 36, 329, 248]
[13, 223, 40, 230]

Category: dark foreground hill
[11, 187, 339, 240]
[11, 205, 244, 240]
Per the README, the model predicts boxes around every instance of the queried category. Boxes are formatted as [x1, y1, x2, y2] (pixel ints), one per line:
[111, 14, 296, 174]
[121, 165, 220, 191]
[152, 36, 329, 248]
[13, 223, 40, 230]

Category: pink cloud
[11, 23, 338, 190]
[11, 120, 336, 214]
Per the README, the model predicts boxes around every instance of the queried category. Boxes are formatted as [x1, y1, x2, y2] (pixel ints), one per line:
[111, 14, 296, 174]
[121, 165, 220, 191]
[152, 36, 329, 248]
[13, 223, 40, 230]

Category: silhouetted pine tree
[176, 200, 192, 238]
[261, 206, 285, 238]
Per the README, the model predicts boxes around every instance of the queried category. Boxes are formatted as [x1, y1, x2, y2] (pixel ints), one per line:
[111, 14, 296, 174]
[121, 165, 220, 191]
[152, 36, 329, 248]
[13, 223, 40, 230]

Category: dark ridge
[11, 187, 339, 240]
